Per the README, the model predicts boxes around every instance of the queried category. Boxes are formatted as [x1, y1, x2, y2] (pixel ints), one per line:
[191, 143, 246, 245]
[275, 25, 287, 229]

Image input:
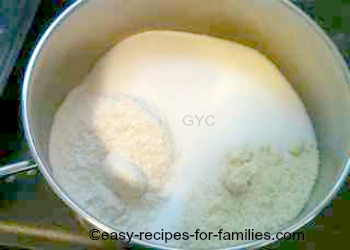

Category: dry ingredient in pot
[49, 31, 319, 249]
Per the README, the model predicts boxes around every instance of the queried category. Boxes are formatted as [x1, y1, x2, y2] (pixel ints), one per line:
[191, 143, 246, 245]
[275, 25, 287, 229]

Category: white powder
[50, 31, 319, 249]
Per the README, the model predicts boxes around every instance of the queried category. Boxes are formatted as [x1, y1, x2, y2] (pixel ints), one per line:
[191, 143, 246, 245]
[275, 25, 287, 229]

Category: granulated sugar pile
[50, 31, 319, 249]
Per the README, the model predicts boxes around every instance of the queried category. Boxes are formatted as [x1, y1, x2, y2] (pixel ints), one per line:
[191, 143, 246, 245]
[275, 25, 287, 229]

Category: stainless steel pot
[1, 0, 350, 249]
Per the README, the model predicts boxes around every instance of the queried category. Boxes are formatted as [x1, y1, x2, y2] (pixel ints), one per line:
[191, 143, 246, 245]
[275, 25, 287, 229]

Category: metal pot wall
[1, 0, 350, 249]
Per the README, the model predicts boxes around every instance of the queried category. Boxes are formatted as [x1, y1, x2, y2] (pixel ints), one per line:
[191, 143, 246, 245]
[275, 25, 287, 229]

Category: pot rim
[21, 0, 350, 249]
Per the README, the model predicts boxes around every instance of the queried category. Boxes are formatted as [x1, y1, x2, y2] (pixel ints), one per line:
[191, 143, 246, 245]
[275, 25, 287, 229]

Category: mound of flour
[49, 30, 319, 249]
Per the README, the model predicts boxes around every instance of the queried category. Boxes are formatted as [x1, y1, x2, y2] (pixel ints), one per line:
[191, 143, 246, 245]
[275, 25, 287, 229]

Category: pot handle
[0, 160, 38, 179]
